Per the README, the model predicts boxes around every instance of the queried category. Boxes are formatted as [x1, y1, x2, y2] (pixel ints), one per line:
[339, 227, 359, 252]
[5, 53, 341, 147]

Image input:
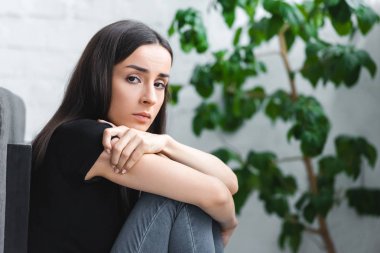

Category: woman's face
[108, 44, 172, 131]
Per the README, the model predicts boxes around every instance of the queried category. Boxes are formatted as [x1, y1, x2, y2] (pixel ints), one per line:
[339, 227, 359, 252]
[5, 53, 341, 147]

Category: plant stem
[304, 155, 336, 253]
[279, 26, 337, 253]
[318, 216, 336, 253]
[278, 25, 297, 101]
[303, 157, 318, 193]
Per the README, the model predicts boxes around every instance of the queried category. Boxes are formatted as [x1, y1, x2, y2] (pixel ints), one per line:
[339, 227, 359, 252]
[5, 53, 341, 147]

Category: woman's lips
[132, 113, 151, 123]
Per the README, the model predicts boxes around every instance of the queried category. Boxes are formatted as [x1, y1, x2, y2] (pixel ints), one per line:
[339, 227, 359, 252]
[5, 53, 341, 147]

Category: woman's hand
[220, 217, 238, 247]
[98, 119, 168, 173]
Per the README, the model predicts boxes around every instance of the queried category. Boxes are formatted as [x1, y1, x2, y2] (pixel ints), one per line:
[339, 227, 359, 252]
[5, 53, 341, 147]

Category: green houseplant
[167, 0, 380, 252]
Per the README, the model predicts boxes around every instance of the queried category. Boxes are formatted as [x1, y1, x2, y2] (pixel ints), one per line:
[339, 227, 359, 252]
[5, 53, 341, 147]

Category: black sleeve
[51, 119, 112, 183]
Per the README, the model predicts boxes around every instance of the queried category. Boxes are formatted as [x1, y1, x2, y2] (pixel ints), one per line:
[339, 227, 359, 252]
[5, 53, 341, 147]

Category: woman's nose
[140, 85, 157, 105]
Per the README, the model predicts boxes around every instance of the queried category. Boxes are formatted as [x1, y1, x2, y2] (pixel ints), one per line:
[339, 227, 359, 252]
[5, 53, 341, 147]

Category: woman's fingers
[221, 231, 229, 247]
[123, 143, 145, 171]
[115, 135, 142, 172]
[110, 138, 120, 172]
[220, 222, 236, 247]
[101, 122, 147, 174]
[103, 125, 161, 174]
[102, 125, 128, 152]
[111, 129, 136, 166]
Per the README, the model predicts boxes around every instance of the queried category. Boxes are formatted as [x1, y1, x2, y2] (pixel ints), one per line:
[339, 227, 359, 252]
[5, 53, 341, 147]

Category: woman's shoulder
[46, 118, 113, 180]
[56, 118, 110, 134]
[53, 118, 111, 144]
[58, 118, 105, 130]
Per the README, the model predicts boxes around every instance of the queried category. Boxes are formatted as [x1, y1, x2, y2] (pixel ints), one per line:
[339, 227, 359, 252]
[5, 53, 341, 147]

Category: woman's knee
[168, 204, 219, 253]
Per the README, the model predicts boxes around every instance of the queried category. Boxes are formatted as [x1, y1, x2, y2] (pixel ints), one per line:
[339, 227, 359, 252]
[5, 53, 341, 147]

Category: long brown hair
[32, 20, 173, 213]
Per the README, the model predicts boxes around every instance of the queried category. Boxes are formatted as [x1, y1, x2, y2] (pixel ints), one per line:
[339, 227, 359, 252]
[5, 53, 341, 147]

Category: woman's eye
[126, 76, 140, 84]
[154, 82, 166, 89]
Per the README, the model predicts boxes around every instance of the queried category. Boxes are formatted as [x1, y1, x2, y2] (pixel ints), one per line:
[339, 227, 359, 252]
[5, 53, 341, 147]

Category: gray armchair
[0, 87, 28, 253]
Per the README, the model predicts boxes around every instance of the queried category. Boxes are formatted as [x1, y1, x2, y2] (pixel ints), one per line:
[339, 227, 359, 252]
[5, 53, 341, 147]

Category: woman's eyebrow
[126, 64, 170, 78]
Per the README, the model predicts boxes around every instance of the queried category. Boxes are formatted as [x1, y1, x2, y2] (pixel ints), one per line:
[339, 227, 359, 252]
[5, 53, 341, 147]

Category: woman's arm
[100, 123, 238, 195]
[161, 135, 238, 195]
[85, 150, 238, 232]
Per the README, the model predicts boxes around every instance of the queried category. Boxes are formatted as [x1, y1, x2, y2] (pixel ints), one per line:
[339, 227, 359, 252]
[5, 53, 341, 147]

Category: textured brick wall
[1, 1, 380, 252]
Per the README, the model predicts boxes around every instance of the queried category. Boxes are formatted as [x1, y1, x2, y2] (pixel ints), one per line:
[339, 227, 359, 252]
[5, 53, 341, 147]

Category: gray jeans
[110, 192, 224, 253]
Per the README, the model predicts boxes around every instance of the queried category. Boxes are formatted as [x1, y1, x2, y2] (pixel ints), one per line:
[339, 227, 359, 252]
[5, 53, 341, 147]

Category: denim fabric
[111, 192, 223, 253]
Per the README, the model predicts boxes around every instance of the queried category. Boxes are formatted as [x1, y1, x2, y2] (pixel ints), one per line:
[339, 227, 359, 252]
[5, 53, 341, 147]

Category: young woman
[28, 20, 238, 253]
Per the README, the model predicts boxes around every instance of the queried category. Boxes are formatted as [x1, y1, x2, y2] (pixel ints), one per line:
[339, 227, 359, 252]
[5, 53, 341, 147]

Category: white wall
[1, 0, 379, 252]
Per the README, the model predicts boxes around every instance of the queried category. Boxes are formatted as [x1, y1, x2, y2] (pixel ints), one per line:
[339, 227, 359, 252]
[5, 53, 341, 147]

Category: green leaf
[278, 218, 304, 252]
[325, 0, 340, 7]
[241, 95, 256, 118]
[318, 156, 346, 178]
[265, 90, 294, 122]
[212, 148, 242, 164]
[356, 50, 377, 78]
[334, 135, 377, 179]
[335, 135, 361, 178]
[305, 41, 326, 57]
[289, 96, 330, 157]
[233, 27, 243, 46]
[212, 49, 228, 62]
[331, 18, 353, 36]
[225, 11, 236, 28]
[268, 15, 284, 38]
[342, 51, 361, 86]
[220, 114, 244, 132]
[312, 189, 334, 217]
[357, 137, 378, 167]
[247, 150, 297, 197]
[190, 65, 214, 98]
[328, 0, 352, 23]
[298, 190, 334, 223]
[301, 56, 323, 87]
[248, 18, 269, 46]
[303, 202, 316, 223]
[232, 90, 243, 117]
[247, 86, 266, 101]
[192, 113, 203, 136]
[168, 23, 176, 36]
[354, 5, 380, 35]
[301, 42, 328, 86]
[263, 196, 289, 217]
[168, 84, 182, 105]
[192, 103, 221, 136]
[301, 42, 376, 88]
[249, 16, 283, 46]
[327, 0, 354, 35]
[235, 86, 266, 119]
[217, 0, 238, 27]
[295, 192, 310, 210]
[299, 120, 329, 157]
[169, 8, 209, 54]
[234, 167, 259, 214]
[284, 176, 297, 195]
[297, 3, 324, 39]
[258, 61, 267, 72]
[285, 29, 296, 51]
[247, 151, 277, 171]
[347, 188, 380, 216]
[317, 174, 335, 192]
[238, 0, 259, 19]
[263, 0, 304, 32]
